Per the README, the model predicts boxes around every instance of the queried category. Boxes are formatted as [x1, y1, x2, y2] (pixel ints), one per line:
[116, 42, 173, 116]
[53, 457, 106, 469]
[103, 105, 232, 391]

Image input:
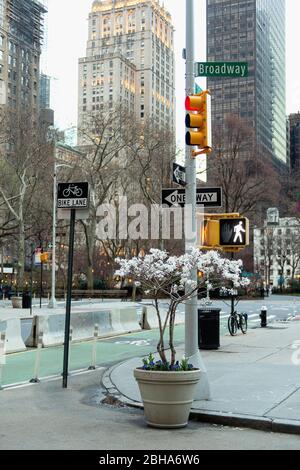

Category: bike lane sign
[57, 182, 89, 209]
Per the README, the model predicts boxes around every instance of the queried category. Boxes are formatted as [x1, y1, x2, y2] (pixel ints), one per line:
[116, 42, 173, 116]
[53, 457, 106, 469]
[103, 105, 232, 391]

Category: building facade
[78, 0, 175, 143]
[0, 0, 46, 112]
[288, 113, 300, 169]
[254, 208, 300, 288]
[206, 0, 286, 165]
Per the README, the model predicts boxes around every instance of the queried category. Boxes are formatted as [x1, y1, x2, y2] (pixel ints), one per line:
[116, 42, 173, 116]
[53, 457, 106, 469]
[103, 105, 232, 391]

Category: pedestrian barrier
[141, 305, 185, 329]
[139, 307, 151, 330]
[0, 319, 26, 353]
[116, 307, 140, 333]
[25, 307, 140, 348]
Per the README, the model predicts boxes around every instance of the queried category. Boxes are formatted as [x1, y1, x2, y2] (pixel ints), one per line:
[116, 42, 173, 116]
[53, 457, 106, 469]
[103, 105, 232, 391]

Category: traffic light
[200, 214, 250, 252]
[185, 90, 212, 153]
[40, 252, 49, 263]
[219, 218, 249, 248]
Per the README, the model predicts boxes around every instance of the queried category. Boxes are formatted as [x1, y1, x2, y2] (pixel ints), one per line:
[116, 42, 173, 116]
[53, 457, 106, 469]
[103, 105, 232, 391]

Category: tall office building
[207, 0, 286, 165]
[288, 113, 300, 169]
[78, 0, 175, 144]
[0, 0, 46, 111]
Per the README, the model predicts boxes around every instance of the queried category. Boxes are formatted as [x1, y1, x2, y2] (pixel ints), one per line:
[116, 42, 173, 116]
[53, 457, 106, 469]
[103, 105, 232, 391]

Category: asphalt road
[2, 294, 297, 388]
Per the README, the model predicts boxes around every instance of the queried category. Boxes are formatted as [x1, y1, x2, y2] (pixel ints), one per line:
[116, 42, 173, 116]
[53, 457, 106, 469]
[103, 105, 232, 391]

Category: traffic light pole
[185, 0, 210, 400]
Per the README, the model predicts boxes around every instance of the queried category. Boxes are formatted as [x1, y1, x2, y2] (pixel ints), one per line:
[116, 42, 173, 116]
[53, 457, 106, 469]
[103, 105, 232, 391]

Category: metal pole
[30, 332, 43, 384]
[231, 252, 235, 314]
[40, 254, 43, 309]
[88, 324, 99, 371]
[62, 209, 76, 389]
[0, 332, 5, 390]
[49, 154, 57, 309]
[185, 0, 210, 400]
[1, 244, 3, 278]
[30, 244, 34, 316]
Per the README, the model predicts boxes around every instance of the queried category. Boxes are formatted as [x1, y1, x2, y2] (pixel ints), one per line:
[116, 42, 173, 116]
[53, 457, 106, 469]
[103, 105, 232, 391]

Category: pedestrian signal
[219, 218, 249, 247]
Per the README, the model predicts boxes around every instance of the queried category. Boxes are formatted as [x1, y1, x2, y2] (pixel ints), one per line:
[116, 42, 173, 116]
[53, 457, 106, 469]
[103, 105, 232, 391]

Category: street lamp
[48, 151, 73, 309]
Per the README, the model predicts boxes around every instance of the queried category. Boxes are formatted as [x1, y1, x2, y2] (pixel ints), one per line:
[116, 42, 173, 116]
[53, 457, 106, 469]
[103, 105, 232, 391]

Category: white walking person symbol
[233, 221, 246, 243]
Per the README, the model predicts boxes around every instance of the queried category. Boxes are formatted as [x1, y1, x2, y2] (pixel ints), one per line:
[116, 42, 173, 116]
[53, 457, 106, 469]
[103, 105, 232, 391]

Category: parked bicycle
[220, 290, 248, 336]
[228, 310, 248, 336]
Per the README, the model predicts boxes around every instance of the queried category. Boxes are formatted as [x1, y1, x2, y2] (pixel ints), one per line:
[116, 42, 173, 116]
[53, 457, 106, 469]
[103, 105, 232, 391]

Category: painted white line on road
[270, 307, 290, 311]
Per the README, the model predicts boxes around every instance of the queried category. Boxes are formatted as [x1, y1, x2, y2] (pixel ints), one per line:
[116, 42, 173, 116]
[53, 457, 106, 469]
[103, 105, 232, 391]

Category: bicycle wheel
[240, 313, 248, 334]
[228, 314, 238, 336]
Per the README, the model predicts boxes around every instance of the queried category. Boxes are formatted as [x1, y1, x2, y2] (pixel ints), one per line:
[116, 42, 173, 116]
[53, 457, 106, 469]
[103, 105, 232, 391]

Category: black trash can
[22, 292, 32, 309]
[198, 308, 221, 350]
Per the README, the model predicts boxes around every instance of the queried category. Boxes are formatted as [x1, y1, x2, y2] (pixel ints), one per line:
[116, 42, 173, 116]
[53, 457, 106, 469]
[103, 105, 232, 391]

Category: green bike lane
[1, 322, 229, 388]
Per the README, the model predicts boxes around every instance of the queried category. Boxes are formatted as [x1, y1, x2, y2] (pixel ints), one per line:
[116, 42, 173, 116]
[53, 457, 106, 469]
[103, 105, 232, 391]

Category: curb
[190, 410, 300, 435]
[101, 366, 300, 436]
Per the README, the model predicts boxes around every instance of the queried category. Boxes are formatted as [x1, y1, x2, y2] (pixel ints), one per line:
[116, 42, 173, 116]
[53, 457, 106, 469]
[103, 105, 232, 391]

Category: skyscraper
[207, 0, 286, 165]
[78, 0, 175, 144]
[288, 113, 300, 169]
[0, 0, 46, 111]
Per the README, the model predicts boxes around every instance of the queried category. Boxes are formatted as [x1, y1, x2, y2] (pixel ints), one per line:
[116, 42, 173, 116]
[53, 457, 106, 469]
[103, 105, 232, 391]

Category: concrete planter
[134, 368, 201, 429]
[11, 297, 22, 309]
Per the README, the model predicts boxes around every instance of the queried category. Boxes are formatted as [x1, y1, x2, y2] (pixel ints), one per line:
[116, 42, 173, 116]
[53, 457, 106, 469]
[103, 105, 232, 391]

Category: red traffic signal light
[185, 90, 212, 152]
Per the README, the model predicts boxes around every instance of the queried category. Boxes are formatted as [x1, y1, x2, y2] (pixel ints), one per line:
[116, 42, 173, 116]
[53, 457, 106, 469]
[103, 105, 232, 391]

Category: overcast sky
[45, 0, 300, 145]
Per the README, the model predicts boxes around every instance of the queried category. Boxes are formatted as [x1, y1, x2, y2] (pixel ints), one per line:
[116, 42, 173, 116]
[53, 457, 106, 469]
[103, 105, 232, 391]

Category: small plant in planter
[115, 249, 248, 428]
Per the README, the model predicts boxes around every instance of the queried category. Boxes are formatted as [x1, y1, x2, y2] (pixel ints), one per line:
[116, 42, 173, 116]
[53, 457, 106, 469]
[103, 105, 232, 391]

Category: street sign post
[195, 62, 248, 78]
[162, 187, 222, 208]
[173, 163, 186, 187]
[58, 181, 89, 389]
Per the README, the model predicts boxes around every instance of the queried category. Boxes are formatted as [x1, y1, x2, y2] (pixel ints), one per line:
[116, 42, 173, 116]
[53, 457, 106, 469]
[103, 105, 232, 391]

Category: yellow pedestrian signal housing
[185, 90, 212, 154]
[201, 220, 219, 248]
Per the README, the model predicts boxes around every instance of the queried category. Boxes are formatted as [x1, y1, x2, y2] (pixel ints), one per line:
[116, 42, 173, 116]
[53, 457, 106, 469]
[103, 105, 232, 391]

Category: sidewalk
[103, 321, 300, 435]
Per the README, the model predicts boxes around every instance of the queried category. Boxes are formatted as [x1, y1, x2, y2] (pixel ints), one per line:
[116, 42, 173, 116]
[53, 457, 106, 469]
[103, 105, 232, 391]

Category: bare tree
[76, 105, 136, 289]
[208, 115, 280, 221]
[0, 108, 51, 290]
[289, 233, 300, 281]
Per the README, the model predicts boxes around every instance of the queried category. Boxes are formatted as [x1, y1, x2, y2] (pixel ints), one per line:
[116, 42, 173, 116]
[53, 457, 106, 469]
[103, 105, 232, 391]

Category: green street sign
[195, 62, 248, 78]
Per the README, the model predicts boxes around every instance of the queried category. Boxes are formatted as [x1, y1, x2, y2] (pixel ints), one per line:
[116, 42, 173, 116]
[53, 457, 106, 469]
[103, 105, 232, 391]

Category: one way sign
[162, 188, 222, 208]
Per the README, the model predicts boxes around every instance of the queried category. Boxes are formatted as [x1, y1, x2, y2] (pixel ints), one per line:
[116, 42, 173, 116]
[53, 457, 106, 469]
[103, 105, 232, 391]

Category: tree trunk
[85, 217, 97, 290]
[17, 220, 25, 293]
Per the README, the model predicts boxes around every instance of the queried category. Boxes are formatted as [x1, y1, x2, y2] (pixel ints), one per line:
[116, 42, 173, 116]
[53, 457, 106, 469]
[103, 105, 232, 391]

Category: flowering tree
[115, 249, 249, 368]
